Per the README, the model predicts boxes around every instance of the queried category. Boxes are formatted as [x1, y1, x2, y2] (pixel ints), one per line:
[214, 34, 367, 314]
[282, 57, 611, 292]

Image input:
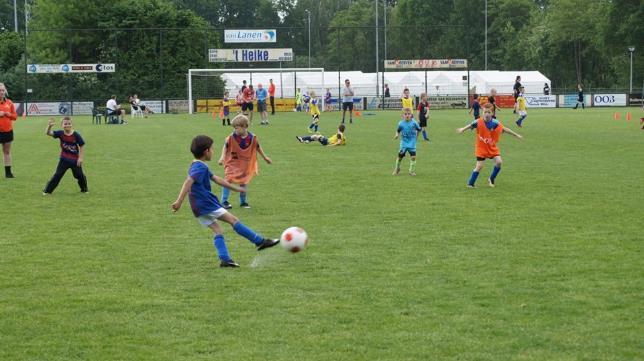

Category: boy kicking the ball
[171, 134, 279, 268]
[456, 103, 523, 188]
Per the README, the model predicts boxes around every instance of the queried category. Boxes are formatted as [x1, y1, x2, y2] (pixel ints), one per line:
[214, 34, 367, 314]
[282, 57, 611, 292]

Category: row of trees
[0, 0, 641, 101]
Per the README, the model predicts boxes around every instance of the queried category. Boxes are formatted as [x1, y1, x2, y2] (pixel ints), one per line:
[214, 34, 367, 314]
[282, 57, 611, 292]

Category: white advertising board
[72, 102, 94, 115]
[224, 29, 276, 43]
[209, 48, 292, 62]
[26, 102, 72, 115]
[141, 100, 165, 114]
[592, 94, 626, 106]
[27, 63, 115, 73]
[384, 59, 468, 69]
[524, 95, 556, 108]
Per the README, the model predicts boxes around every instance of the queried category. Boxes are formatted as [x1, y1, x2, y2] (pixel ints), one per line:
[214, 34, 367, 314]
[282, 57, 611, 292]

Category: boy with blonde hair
[218, 114, 272, 209]
[306, 91, 321, 133]
[393, 107, 421, 176]
[457, 103, 523, 188]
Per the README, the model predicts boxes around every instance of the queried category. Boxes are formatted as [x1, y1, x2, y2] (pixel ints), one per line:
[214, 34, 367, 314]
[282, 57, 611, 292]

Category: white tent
[219, 69, 551, 98]
[472, 71, 550, 95]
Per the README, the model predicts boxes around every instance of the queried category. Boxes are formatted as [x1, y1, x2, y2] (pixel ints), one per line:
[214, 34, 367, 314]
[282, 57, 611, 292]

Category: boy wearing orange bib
[457, 103, 523, 188]
[218, 114, 272, 209]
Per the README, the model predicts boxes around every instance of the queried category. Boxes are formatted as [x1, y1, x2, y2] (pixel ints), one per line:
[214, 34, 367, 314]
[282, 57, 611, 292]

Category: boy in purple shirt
[171, 135, 279, 268]
[43, 117, 88, 194]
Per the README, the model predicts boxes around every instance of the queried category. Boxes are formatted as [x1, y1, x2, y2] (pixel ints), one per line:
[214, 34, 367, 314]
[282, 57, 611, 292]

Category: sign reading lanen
[27, 63, 116, 73]
[384, 59, 468, 69]
[224, 29, 276, 43]
[209, 48, 292, 62]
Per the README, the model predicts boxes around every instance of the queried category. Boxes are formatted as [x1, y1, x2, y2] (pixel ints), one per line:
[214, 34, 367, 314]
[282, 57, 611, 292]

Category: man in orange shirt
[0, 83, 18, 178]
[268, 79, 276, 115]
[457, 103, 522, 188]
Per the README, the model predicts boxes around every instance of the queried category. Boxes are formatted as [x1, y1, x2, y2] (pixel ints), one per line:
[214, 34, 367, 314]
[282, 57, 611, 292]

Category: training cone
[613, 112, 621, 120]
[354, 110, 362, 117]
[625, 112, 632, 121]
[211, 111, 216, 119]
[219, 110, 224, 119]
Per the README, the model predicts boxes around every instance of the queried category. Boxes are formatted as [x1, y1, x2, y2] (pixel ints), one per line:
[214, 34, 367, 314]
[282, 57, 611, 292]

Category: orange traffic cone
[354, 110, 362, 117]
[625, 112, 632, 121]
[613, 112, 621, 120]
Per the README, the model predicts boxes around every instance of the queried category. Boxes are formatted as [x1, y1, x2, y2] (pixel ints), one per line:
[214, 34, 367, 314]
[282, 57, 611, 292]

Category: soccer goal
[187, 68, 325, 114]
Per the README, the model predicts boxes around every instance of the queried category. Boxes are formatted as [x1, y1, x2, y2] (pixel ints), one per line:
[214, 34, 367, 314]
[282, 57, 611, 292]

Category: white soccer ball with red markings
[280, 227, 308, 253]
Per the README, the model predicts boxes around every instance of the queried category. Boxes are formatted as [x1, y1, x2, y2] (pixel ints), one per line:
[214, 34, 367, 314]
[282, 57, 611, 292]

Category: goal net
[187, 68, 325, 114]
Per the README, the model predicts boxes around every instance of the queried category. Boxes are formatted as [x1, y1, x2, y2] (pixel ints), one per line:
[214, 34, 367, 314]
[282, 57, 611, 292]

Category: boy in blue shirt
[171, 135, 279, 268]
[393, 107, 421, 176]
[43, 117, 88, 194]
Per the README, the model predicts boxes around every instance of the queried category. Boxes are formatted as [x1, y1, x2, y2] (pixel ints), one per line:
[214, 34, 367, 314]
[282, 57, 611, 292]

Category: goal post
[187, 68, 325, 114]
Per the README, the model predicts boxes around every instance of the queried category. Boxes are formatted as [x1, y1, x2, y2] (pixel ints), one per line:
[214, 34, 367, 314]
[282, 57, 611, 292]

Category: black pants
[270, 96, 275, 114]
[44, 159, 88, 193]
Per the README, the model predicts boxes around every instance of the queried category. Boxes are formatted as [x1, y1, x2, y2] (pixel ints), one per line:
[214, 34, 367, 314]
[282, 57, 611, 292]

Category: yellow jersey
[309, 99, 320, 116]
[222, 98, 231, 107]
[401, 96, 413, 109]
[328, 131, 346, 146]
[517, 96, 527, 111]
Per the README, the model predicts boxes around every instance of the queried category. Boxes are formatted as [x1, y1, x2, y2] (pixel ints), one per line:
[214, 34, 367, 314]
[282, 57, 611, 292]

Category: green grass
[1, 108, 642, 360]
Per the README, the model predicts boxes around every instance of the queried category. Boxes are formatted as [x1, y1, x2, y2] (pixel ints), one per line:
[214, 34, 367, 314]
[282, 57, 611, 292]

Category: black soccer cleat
[256, 238, 280, 251]
[222, 201, 233, 209]
[220, 259, 240, 268]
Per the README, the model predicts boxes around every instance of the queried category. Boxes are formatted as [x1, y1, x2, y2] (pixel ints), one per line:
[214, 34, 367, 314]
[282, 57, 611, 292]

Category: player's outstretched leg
[467, 160, 485, 188]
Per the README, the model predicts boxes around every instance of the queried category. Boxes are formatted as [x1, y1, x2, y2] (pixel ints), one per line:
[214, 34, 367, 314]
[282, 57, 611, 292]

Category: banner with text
[384, 59, 468, 69]
[524, 95, 557, 108]
[209, 48, 293, 62]
[27, 63, 115, 73]
[592, 94, 626, 106]
[559, 94, 592, 107]
[224, 29, 276, 43]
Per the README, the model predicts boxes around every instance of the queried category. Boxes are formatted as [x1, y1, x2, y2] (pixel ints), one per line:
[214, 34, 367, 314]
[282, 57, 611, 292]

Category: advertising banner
[141, 100, 165, 114]
[384, 59, 468, 69]
[428, 95, 468, 109]
[480, 95, 515, 108]
[524, 95, 557, 108]
[72, 102, 94, 115]
[27, 63, 115, 73]
[224, 29, 276, 43]
[592, 94, 626, 106]
[559, 94, 592, 107]
[168, 100, 189, 113]
[209, 48, 293, 62]
[628, 93, 643, 107]
[26, 102, 72, 115]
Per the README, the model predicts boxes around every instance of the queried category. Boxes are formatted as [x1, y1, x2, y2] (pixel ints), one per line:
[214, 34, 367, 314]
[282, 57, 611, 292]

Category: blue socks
[240, 189, 247, 204]
[422, 129, 428, 140]
[214, 234, 231, 261]
[490, 166, 501, 183]
[468, 171, 480, 186]
[233, 221, 263, 245]
[314, 124, 318, 132]
[516, 115, 526, 125]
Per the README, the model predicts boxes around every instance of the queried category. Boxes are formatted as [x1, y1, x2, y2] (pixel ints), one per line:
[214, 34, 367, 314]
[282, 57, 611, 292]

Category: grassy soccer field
[1, 107, 642, 360]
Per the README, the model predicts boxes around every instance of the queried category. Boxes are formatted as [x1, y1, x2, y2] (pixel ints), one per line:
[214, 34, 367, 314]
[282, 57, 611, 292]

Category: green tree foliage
[5, 0, 641, 101]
